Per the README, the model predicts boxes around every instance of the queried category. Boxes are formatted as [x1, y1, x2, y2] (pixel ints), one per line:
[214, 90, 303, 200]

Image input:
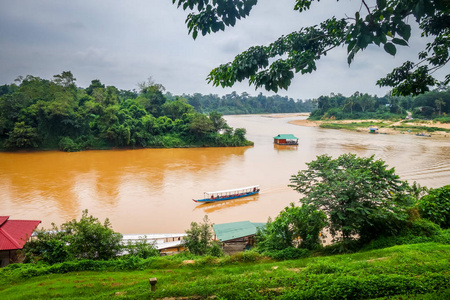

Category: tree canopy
[173, 0, 449, 96]
[289, 153, 412, 244]
[0, 72, 253, 151]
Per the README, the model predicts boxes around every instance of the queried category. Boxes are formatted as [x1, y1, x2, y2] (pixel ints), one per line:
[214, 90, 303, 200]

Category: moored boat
[193, 185, 260, 203]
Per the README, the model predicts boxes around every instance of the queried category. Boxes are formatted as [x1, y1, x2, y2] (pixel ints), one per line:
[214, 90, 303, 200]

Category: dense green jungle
[309, 88, 450, 121]
[1, 72, 449, 152]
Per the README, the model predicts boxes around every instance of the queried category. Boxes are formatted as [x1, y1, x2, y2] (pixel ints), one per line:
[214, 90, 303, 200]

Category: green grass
[1, 243, 449, 299]
[319, 121, 388, 130]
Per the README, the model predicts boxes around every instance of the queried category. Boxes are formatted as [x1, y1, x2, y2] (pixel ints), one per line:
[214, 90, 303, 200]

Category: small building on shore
[213, 221, 265, 255]
[0, 216, 41, 267]
[273, 134, 299, 145]
[369, 127, 379, 134]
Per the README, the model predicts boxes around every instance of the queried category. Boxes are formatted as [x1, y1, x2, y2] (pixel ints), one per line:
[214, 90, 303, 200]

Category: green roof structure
[213, 221, 265, 242]
[273, 134, 298, 140]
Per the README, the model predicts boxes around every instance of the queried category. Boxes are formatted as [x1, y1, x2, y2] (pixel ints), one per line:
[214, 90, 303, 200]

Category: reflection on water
[1, 114, 449, 234]
[273, 144, 299, 151]
[194, 195, 259, 214]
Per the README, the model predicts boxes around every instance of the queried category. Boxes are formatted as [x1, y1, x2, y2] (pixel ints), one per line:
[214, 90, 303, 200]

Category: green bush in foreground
[23, 210, 123, 264]
[418, 185, 450, 229]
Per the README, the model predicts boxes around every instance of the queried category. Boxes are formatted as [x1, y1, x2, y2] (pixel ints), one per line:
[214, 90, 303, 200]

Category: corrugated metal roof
[213, 221, 265, 242]
[122, 233, 186, 240]
[273, 134, 298, 140]
[0, 217, 41, 250]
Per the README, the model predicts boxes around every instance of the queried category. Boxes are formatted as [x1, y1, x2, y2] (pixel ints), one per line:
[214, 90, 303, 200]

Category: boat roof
[205, 185, 260, 195]
[213, 221, 266, 242]
[273, 134, 298, 140]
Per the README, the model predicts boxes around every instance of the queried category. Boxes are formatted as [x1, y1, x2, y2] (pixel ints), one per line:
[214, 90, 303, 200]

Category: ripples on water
[0, 115, 449, 233]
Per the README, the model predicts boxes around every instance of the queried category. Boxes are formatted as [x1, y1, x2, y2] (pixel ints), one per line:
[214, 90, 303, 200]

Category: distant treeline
[167, 91, 315, 115]
[310, 88, 450, 121]
[0, 72, 253, 151]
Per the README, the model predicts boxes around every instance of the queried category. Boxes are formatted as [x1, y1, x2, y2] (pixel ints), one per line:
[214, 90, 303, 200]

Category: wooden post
[149, 277, 157, 292]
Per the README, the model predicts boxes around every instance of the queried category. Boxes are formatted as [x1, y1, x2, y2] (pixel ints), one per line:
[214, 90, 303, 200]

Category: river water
[1, 114, 449, 233]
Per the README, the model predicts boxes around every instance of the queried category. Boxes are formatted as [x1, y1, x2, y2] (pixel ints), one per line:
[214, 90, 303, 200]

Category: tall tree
[173, 0, 449, 95]
[289, 154, 411, 244]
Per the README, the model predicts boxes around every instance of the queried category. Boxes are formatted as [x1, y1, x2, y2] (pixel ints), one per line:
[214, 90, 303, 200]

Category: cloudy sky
[0, 0, 440, 100]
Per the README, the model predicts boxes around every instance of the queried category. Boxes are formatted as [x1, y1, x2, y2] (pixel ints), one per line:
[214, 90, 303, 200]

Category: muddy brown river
[1, 114, 449, 233]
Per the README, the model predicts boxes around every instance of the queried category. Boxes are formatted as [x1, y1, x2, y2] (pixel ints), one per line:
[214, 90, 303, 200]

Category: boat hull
[193, 191, 259, 203]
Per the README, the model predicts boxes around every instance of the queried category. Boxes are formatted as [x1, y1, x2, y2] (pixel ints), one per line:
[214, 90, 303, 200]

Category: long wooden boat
[193, 185, 260, 203]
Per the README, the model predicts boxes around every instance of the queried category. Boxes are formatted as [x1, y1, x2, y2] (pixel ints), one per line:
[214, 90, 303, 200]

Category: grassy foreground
[1, 242, 449, 299]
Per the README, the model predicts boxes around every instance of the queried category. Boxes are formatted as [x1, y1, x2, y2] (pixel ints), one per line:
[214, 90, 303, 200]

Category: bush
[207, 240, 224, 257]
[23, 210, 123, 263]
[418, 185, 450, 229]
[58, 136, 80, 152]
[257, 203, 327, 252]
[124, 236, 160, 259]
[184, 215, 217, 256]
[263, 247, 310, 260]
[407, 218, 441, 237]
[362, 220, 444, 251]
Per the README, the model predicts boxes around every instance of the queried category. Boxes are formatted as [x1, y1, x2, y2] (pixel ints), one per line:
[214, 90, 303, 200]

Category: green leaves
[257, 203, 327, 252]
[384, 42, 397, 56]
[174, 0, 449, 95]
[174, 0, 258, 39]
[289, 154, 410, 244]
[418, 185, 450, 229]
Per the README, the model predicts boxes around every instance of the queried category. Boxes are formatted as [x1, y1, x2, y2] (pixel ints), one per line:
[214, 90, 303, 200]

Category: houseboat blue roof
[213, 221, 265, 242]
[273, 134, 298, 140]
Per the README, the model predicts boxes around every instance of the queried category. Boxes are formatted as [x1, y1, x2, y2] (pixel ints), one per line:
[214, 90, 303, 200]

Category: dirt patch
[182, 260, 195, 265]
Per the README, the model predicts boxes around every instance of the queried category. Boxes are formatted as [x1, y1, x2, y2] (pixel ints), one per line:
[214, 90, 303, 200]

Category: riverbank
[1, 242, 449, 299]
[290, 118, 450, 137]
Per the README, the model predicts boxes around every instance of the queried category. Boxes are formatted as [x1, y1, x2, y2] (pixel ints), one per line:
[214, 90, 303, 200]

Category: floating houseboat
[273, 134, 299, 145]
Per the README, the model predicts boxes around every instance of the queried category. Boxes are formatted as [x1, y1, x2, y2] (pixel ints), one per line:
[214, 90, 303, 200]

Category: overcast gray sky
[0, 0, 441, 100]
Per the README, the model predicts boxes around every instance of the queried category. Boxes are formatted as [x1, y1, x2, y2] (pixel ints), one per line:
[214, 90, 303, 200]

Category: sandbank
[289, 118, 450, 137]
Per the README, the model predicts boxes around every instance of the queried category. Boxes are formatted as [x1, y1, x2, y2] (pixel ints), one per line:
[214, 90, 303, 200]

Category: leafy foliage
[124, 236, 160, 259]
[174, 0, 450, 95]
[183, 91, 316, 115]
[184, 215, 223, 256]
[257, 203, 327, 252]
[289, 153, 412, 245]
[0, 73, 253, 151]
[310, 87, 450, 121]
[418, 184, 450, 229]
[23, 210, 123, 263]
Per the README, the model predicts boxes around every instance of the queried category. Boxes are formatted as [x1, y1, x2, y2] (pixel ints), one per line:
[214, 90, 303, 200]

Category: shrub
[184, 215, 216, 256]
[263, 247, 310, 260]
[257, 203, 327, 252]
[58, 136, 80, 152]
[418, 185, 450, 229]
[362, 220, 444, 251]
[124, 236, 159, 259]
[22, 210, 123, 263]
[240, 249, 262, 262]
[207, 240, 224, 257]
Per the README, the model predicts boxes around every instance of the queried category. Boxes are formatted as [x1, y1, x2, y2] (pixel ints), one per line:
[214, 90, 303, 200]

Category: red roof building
[0, 216, 41, 267]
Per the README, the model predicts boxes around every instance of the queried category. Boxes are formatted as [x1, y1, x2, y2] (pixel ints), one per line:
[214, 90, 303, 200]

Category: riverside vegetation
[0, 73, 255, 151]
[0, 73, 320, 152]
[1, 154, 449, 299]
